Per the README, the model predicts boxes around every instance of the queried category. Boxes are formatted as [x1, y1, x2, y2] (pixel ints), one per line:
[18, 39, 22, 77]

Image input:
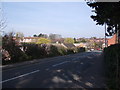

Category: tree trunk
[118, 24, 120, 44]
[115, 24, 118, 43]
[116, 24, 120, 89]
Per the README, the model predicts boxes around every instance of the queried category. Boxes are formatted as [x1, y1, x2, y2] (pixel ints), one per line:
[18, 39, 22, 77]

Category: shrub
[77, 47, 86, 52]
[2, 34, 86, 65]
[64, 38, 74, 44]
[36, 38, 51, 44]
[22, 43, 47, 59]
[57, 46, 67, 55]
[67, 48, 75, 54]
[48, 45, 60, 57]
[2, 34, 29, 65]
[104, 44, 120, 89]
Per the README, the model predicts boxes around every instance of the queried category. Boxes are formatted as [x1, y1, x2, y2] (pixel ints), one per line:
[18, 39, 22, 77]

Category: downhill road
[2, 51, 106, 88]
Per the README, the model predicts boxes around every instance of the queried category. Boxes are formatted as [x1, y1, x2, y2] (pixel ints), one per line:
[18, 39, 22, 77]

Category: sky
[2, 2, 105, 38]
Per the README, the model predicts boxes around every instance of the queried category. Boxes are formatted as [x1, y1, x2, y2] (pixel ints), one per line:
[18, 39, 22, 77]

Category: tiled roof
[63, 43, 75, 48]
[23, 37, 39, 39]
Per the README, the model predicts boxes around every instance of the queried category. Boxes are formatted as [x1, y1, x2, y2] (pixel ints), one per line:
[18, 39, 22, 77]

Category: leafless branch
[0, 3, 7, 31]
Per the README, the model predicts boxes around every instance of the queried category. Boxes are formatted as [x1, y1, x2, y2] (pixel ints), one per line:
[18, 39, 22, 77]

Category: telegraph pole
[105, 23, 107, 47]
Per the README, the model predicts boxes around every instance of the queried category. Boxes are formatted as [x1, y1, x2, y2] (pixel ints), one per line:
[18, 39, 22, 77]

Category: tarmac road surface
[2, 51, 106, 88]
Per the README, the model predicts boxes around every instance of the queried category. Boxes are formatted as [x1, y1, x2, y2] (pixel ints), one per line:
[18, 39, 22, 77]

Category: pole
[105, 23, 107, 47]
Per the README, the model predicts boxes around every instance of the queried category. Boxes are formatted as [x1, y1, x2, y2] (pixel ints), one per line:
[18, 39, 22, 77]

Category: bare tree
[0, 2, 7, 31]
[49, 34, 62, 40]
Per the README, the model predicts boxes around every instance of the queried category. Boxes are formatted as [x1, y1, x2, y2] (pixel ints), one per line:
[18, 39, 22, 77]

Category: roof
[23, 37, 39, 39]
[62, 43, 75, 48]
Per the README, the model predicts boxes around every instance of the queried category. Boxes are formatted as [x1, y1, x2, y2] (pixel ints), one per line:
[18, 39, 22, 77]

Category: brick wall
[108, 34, 116, 46]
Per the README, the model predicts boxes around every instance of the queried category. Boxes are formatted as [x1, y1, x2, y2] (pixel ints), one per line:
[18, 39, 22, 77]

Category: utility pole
[105, 23, 107, 47]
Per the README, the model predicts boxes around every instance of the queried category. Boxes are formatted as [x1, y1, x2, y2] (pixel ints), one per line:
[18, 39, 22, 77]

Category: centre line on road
[52, 61, 69, 67]
[1, 70, 40, 83]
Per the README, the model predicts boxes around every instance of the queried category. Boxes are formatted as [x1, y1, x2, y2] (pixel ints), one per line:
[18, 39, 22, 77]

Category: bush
[2, 34, 86, 65]
[64, 38, 74, 44]
[104, 44, 120, 89]
[48, 45, 60, 57]
[77, 47, 86, 52]
[22, 43, 47, 59]
[2, 35, 29, 65]
[67, 48, 75, 54]
[57, 46, 67, 55]
[36, 38, 51, 44]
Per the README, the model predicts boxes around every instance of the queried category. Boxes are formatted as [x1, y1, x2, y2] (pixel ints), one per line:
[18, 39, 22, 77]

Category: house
[51, 38, 64, 43]
[74, 43, 87, 48]
[20, 37, 39, 43]
[74, 43, 81, 47]
[61, 43, 75, 48]
[108, 34, 117, 46]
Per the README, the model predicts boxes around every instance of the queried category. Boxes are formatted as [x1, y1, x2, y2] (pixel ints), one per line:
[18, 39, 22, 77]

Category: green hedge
[104, 44, 120, 89]
[2, 42, 85, 65]
[22, 43, 47, 59]
[48, 45, 61, 57]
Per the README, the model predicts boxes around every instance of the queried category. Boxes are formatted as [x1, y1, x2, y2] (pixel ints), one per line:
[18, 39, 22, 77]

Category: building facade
[108, 34, 117, 46]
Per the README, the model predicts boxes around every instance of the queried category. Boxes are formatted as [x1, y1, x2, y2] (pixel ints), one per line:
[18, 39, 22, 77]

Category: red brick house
[108, 34, 117, 46]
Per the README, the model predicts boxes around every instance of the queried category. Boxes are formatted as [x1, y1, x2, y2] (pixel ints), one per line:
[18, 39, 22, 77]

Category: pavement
[1, 51, 107, 88]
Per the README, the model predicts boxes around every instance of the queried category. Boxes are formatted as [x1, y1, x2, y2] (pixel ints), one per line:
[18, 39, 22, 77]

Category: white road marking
[1, 70, 40, 83]
[52, 61, 69, 67]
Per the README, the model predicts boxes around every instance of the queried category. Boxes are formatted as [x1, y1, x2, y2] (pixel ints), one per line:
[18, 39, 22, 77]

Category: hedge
[104, 44, 120, 89]
[2, 42, 85, 65]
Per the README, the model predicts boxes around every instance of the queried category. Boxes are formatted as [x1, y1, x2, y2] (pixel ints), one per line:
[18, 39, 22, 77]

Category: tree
[87, 2, 120, 43]
[38, 33, 48, 38]
[49, 34, 62, 40]
[36, 38, 51, 44]
[33, 33, 48, 38]
[33, 34, 37, 37]
[16, 32, 24, 38]
[2, 32, 28, 63]
[74, 38, 78, 43]
[38, 33, 44, 37]
[15, 32, 24, 43]
[80, 38, 87, 43]
[87, 2, 120, 88]
[0, 3, 7, 31]
[43, 34, 48, 38]
[64, 38, 74, 44]
[91, 37, 96, 39]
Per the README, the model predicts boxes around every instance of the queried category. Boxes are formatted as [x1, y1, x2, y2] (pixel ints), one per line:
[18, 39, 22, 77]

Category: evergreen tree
[87, 2, 120, 43]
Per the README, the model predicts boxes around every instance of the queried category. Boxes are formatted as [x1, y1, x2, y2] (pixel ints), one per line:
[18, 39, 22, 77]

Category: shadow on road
[3, 52, 106, 88]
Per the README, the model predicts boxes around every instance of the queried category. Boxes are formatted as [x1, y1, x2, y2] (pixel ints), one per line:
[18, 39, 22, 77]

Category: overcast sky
[3, 2, 105, 38]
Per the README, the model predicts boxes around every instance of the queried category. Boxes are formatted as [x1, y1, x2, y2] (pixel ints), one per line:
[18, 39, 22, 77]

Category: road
[2, 51, 106, 88]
